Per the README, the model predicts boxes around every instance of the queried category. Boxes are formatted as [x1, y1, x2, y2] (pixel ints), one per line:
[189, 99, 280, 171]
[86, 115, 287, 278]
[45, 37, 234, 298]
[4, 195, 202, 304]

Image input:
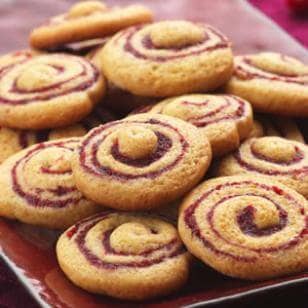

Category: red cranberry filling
[234, 58, 307, 85]
[71, 212, 185, 269]
[12, 140, 82, 208]
[237, 205, 287, 237]
[79, 119, 189, 180]
[123, 26, 230, 62]
[184, 181, 306, 262]
[0, 58, 99, 105]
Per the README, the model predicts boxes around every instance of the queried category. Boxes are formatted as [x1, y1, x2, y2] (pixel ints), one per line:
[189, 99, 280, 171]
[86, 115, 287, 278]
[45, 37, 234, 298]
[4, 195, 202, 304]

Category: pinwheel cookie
[225, 52, 308, 117]
[134, 94, 253, 156]
[0, 53, 105, 129]
[0, 138, 100, 229]
[216, 137, 308, 198]
[57, 211, 190, 300]
[248, 114, 304, 143]
[30, 1, 153, 49]
[99, 20, 233, 97]
[72, 113, 212, 210]
[178, 175, 308, 280]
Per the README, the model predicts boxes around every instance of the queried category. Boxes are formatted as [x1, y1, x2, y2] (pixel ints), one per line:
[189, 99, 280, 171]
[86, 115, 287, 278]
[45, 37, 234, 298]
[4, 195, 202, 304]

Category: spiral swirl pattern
[134, 94, 253, 156]
[118, 23, 229, 62]
[0, 54, 99, 105]
[57, 211, 189, 300]
[225, 52, 308, 116]
[100, 20, 233, 97]
[0, 138, 99, 228]
[178, 176, 308, 279]
[217, 137, 308, 198]
[0, 50, 35, 76]
[12, 138, 81, 208]
[0, 53, 105, 129]
[233, 53, 308, 86]
[72, 114, 211, 210]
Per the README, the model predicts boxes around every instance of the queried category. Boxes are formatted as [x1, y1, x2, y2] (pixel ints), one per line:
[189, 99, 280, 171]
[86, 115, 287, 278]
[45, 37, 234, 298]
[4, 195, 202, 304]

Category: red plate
[0, 0, 307, 307]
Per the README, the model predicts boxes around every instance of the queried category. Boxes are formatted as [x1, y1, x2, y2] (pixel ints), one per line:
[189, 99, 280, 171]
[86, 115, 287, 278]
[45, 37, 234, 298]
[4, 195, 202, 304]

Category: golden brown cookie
[99, 20, 233, 97]
[248, 114, 304, 143]
[0, 138, 100, 228]
[216, 136, 308, 198]
[0, 53, 105, 129]
[57, 211, 190, 300]
[178, 175, 308, 280]
[30, 1, 153, 49]
[72, 113, 212, 210]
[225, 52, 308, 117]
[132, 94, 253, 156]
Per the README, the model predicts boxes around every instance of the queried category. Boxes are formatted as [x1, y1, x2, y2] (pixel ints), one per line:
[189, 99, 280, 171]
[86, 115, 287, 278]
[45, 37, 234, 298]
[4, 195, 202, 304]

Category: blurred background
[0, 0, 307, 55]
[251, 0, 308, 47]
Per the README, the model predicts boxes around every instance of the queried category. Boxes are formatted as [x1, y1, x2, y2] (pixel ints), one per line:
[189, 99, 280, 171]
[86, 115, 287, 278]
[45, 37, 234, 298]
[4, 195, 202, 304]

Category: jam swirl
[0, 54, 100, 105]
[182, 178, 307, 263]
[232, 137, 308, 177]
[12, 138, 85, 208]
[233, 54, 308, 86]
[113, 24, 230, 62]
[0, 50, 34, 76]
[78, 118, 189, 180]
[65, 211, 185, 269]
[136, 95, 250, 128]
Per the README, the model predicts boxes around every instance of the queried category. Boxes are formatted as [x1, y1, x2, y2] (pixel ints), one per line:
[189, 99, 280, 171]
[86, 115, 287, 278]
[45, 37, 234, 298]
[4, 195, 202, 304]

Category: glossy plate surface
[0, 0, 307, 307]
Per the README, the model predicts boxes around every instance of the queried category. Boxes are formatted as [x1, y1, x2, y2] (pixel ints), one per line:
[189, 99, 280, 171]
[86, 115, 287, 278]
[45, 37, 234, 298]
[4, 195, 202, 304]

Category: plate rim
[185, 276, 308, 307]
[2, 245, 308, 308]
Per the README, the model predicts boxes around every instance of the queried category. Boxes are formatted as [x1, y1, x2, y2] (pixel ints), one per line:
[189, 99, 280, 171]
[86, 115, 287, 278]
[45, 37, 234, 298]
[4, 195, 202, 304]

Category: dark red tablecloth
[0, 1, 307, 307]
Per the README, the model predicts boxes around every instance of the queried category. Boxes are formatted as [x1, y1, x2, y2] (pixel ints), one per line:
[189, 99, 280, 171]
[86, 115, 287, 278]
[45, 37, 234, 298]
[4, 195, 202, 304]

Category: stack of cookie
[0, 0, 307, 301]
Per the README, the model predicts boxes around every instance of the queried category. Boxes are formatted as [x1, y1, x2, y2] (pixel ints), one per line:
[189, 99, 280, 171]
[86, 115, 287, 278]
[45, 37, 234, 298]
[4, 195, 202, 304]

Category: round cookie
[216, 136, 308, 198]
[225, 52, 308, 117]
[133, 94, 253, 156]
[30, 1, 153, 49]
[72, 113, 212, 210]
[178, 175, 308, 280]
[99, 20, 233, 97]
[0, 53, 105, 129]
[248, 114, 305, 143]
[57, 211, 190, 300]
[0, 138, 100, 228]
